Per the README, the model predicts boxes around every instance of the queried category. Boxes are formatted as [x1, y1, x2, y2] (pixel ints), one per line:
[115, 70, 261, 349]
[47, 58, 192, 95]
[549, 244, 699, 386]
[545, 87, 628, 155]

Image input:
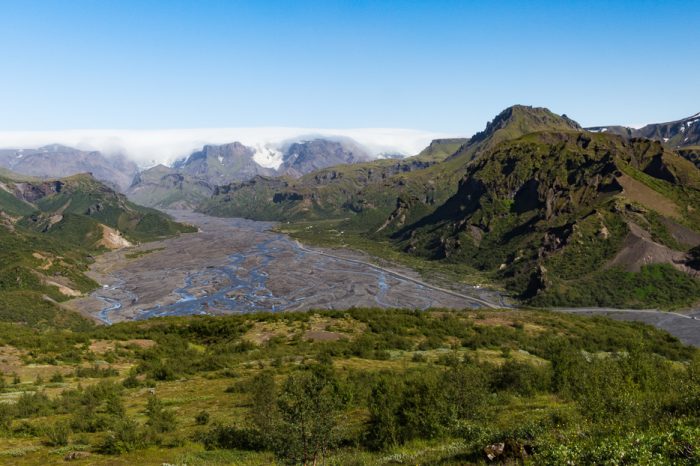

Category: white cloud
[0, 127, 452, 168]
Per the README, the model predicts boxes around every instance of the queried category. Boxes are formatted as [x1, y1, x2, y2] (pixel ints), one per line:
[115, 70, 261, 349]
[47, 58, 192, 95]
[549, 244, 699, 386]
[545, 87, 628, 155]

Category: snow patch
[252, 143, 284, 169]
[0, 127, 448, 167]
[217, 155, 224, 164]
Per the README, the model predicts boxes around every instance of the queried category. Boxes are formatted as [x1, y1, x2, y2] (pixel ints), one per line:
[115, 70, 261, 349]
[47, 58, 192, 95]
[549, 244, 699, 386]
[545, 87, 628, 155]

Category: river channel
[69, 212, 506, 324]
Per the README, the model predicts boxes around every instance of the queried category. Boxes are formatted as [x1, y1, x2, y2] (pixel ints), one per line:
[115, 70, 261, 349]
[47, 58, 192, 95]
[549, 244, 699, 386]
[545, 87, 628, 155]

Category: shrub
[15, 391, 53, 418]
[122, 373, 141, 388]
[99, 417, 143, 454]
[73, 365, 118, 378]
[145, 396, 177, 433]
[195, 410, 210, 426]
[198, 423, 265, 451]
[43, 421, 71, 446]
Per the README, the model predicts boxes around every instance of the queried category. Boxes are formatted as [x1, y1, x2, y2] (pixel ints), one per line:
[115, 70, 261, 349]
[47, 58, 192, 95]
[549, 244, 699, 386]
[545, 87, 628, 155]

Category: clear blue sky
[1, 0, 698, 134]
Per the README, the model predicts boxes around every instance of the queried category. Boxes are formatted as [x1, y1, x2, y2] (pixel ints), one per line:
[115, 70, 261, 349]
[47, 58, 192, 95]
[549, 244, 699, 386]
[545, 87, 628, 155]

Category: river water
[83, 212, 505, 324]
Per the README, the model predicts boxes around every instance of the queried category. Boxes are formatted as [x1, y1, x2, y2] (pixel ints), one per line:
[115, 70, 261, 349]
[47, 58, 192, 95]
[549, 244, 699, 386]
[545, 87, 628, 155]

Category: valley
[69, 211, 506, 324]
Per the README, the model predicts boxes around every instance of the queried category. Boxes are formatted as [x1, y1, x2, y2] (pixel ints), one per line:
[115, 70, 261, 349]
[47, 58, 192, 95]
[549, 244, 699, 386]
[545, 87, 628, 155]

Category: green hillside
[0, 171, 195, 328]
[197, 143, 457, 222]
[200, 107, 580, 230]
[19, 174, 195, 243]
[0, 308, 698, 465]
[392, 131, 700, 307]
[199, 107, 700, 308]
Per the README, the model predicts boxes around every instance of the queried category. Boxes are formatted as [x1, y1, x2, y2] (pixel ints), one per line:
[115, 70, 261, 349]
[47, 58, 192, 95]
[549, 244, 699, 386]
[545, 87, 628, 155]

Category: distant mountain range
[1, 112, 697, 212]
[127, 138, 374, 208]
[587, 112, 700, 148]
[0, 144, 138, 191]
[0, 136, 397, 209]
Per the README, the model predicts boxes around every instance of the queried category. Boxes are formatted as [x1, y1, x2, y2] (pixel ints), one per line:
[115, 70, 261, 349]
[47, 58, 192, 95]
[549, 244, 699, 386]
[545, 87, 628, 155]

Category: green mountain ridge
[393, 131, 700, 306]
[0, 170, 195, 328]
[198, 106, 700, 308]
[197, 137, 468, 221]
[199, 106, 579, 226]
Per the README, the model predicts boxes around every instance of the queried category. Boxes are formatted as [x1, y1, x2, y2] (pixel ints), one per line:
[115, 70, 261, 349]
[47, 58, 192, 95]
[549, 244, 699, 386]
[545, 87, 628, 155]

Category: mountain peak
[449, 105, 582, 163]
[585, 112, 700, 149]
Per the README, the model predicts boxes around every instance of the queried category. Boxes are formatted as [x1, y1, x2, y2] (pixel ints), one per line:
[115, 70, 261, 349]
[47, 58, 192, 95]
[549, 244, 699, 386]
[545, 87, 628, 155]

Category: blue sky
[1, 0, 698, 135]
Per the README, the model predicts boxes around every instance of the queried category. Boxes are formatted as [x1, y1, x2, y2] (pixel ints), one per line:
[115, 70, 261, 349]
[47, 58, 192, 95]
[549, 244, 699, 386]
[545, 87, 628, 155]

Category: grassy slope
[0, 171, 196, 328]
[0, 308, 698, 465]
[200, 108, 700, 309]
[678, 146, 700, 168]
[29, 174, 196, 243]
[0, 225, 98, 329]
[394, 131, 700, 308]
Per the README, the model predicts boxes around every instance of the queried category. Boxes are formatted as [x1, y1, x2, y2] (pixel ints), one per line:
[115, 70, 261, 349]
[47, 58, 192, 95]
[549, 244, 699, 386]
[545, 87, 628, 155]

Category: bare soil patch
[617, 174, 680, 218]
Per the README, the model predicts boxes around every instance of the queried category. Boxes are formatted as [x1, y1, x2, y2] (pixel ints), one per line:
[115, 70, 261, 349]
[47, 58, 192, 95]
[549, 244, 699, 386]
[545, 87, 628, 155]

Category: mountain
[393, 131, 700, 307]
[200, 106, 700, 308]
[587, 112, 700, 148]
[128, 138, 379, 208]
[0, 144, 139, 191]
[201, 106, 582, 230]
[447, 105, 581, 162]
[198, 137, 467, 221]
[172, 142, 277, 184]
[0, 169, 195, 327]
[278, 138, 371, 176]
[126, 164, 216, 210]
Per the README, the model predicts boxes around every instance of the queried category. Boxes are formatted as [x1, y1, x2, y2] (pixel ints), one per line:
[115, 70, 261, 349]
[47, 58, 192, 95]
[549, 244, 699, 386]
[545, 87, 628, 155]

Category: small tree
[249, 370, 279, 448]
[43, 421, 71, 446]
[145, 395, 176, 433]
[100, 417, 142, 454]
[365, 376, 402, 450]
[106, 393, 126, 418]
[275, 367, 342, 464]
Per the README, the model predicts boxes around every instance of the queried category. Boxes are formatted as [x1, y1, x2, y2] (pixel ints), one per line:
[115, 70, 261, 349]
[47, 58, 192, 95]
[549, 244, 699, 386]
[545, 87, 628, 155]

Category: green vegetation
[198, 106, 700, 309]
[532, 264, 700, 308]
[394, 132, 700, 308]
[678, 146, 700, 168]
[125, 248, 166, 260]
[0, 308, 698, 464]
[0, 170, 195, 328]
[25, 174, 196, 243]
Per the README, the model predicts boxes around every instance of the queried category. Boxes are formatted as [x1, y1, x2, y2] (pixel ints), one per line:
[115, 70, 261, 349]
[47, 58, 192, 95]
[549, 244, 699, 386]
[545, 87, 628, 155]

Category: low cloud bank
[0, 127, 451, 167]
